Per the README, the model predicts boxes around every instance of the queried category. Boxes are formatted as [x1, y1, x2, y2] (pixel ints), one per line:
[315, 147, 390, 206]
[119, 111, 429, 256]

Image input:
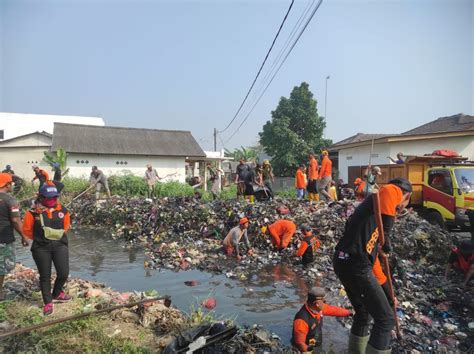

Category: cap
[300, 224, 312, 233]
[146, 164, 152, 168]
[389, 177, 413, 193]
[373, 166, 382, 175]
[308, 287, 325, 300]
[0, 173, 13, 188]
[354, 178, 362, 185]
[32, 164, 38, 169]
[263, 160, 270, 165]
[321, 150, 329, 156]
[239, 217, 249, 225]
[39, 184, 59, 198]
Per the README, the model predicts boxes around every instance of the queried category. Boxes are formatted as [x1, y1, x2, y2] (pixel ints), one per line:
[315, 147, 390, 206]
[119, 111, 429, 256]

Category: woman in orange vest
[22, 184, 71, 316]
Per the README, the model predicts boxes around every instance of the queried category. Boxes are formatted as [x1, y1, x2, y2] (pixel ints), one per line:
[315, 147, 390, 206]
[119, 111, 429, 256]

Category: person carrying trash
[22, 184, 72, 315]
[295, 224, 320, 267]
[0, 173, 29, 301]
[307, 153, 319, 202]
[444, 240, 473, 286]
[292, 287, 351, 353]
[333, 178, 412, 353]
[222, 217, 253, 261]
[31, 165, 50, 189]
[90, 166, 111, 200]
[262, 218, 297, 250]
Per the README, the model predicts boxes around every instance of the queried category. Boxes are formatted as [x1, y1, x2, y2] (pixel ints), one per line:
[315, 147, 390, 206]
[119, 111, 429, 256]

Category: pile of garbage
[68, 196, 473, 352]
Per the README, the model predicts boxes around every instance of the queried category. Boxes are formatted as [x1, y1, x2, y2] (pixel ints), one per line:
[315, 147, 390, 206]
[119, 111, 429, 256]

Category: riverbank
[0, 264, 284, 353]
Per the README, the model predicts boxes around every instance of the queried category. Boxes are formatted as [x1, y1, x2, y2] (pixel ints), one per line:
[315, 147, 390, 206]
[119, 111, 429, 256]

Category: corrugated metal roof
[331, 133, 391, 147]
[52, 123, 206, 157]
[402, 113, 474, 135]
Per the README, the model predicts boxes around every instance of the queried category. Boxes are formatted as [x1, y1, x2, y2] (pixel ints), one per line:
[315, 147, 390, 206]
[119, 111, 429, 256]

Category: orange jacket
[293, 303, 350, 351]
[269, 220, 297, 239]
[309, 158, 318, 180]
[295, 169, 306, 189]
[319, 156, 332, 178]
[22, 203, 70, 240]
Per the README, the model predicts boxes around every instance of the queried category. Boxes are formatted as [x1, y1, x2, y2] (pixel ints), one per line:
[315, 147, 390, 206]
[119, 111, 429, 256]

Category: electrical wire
[219, 0, 295, 134]
[224, 0, 324, 143]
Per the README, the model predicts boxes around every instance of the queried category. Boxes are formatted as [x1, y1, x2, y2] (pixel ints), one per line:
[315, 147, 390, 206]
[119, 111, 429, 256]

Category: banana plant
[43, 148, 70, 177]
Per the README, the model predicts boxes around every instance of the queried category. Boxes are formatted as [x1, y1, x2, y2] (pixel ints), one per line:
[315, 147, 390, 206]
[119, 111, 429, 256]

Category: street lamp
[325, 75, 330, 119]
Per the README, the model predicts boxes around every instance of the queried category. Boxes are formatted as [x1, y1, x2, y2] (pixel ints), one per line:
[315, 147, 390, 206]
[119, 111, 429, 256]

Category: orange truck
[358, 155, 474, 229]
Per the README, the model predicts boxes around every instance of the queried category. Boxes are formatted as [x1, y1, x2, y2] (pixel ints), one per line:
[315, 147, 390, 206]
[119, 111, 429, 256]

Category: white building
[51, 123, 205, 182]
[0, 112, 104, 141]
[332, 113, 474, 184]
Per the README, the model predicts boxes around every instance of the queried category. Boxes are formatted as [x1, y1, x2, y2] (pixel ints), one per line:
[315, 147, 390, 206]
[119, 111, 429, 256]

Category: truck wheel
[425, 211, 447, 230]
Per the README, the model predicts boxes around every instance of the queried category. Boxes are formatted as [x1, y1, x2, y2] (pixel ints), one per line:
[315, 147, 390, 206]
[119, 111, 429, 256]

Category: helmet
[263, 160, 270, 165]
[0, 173, 13, 188]
[354, 178, 362, 185]
[372, 166, 382, 175]
[39, 184, 59, 198]
[389, 177, 413, 193]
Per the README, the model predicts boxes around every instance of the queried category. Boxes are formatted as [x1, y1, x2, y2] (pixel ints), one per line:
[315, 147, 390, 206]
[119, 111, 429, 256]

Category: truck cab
[423, 166, 474, 229]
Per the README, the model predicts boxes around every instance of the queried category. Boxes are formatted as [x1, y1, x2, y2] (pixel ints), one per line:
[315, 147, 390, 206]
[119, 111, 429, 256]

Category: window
[428, 170, 453, 195]
[0, 130, 3, 139]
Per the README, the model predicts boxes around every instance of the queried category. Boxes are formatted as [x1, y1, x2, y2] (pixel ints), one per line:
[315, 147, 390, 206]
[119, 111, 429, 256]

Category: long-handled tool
[372, 191, 402, 339]
[0, 296, 171, 339]
[65, 185, 95, 207]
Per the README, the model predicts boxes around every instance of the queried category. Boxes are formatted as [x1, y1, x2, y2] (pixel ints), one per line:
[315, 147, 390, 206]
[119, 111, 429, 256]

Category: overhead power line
[219, 0, 295, 134]
[224, 0, 324, 143]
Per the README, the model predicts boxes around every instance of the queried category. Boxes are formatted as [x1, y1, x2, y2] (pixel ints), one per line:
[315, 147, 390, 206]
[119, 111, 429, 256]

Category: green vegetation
[259, 82, 332, 176]
[275, 188, 297, 199]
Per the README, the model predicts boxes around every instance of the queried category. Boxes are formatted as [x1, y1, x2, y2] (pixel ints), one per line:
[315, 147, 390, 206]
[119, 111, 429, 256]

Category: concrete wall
[337, 135, 474, 182]
[0, 112, 104, 140]
[338, 143, 391, 182]
[67, 153, 186, 183]
[0, 146, 50, 178]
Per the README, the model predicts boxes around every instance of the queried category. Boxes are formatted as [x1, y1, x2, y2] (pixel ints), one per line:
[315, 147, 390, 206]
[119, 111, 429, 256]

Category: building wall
[337, 135, 474, 183]
[0, 146, 50, 178]
[67, 154, 186, 182]
[338, 143, 391, 182]
[389, 136, 474, 161]
[0, 112, 104, 140]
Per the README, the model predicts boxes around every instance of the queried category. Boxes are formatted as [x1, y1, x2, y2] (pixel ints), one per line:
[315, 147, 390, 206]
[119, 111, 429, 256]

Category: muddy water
[15, 229, 349, 351]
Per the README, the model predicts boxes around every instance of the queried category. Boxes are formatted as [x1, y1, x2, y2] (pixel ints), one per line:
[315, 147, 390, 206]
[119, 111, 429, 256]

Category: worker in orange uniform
[262, 218, 297, 250]
[445, 240, 474, 286]
[22, 184, 72, 316]
[307, 153, 319, 202]
[354, 178, 366, 201]
[295, 224, 320, 267]
[295, 165, 306, 200]
[292, 287, 351, 353]
[31, 165, 50, 189]
[318, 150, 333, 201]
[333, 178, 412, 353]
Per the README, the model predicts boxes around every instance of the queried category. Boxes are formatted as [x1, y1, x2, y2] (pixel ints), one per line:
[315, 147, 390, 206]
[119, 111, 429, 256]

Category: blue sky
[0, 0, 472, 150]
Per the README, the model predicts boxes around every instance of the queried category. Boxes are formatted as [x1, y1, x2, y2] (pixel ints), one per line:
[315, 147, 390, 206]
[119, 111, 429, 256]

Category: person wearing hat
[292, 286, 351, 353]
[445, 240, 474, 286]
[295, 224, 321, 267]
[262, 160, 274, 195]
[333, 178, 412, 353]
[222, 217, 253, 260]
[90, 166, 111, 200]
[145, 164, 162, 199]
[262, 218, 297, 250]
[363, 166, 382, 197]
[2, 165, 15, 175]
[354, 178, 366, 201]
[22, 184, 72, 315]
[0, 173, 29, 300]
[31, 165, 50, 189]
[318, 150, 333, 202]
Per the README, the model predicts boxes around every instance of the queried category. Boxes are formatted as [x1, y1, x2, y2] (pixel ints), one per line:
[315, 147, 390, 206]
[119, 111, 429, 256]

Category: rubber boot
[348, 334, 369, 354]
[365, 343, 391, 354]
[249, 195, 255, 204]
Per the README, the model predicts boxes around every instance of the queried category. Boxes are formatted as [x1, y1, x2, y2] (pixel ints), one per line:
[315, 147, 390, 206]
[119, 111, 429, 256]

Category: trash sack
[254, 187, 272, 201]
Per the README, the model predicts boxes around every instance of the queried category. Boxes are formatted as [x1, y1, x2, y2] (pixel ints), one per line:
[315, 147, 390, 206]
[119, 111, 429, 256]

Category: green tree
[43, 148, 69, 176]
[259, 82, 332, 176]
[224, 146, 259, 162]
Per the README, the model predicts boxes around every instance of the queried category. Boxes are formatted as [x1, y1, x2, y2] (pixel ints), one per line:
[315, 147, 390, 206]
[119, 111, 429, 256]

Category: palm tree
[43, 148, 69, 177]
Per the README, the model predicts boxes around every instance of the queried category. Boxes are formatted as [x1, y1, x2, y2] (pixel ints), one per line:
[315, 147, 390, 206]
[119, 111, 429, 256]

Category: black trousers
[333, 256, 394, 350]
[32, 241, 69, 305]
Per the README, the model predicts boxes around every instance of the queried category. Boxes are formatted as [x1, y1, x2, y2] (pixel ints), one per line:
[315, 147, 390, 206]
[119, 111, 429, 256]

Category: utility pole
[325, 75, 330, 119]
[213, 128, 217, 152]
